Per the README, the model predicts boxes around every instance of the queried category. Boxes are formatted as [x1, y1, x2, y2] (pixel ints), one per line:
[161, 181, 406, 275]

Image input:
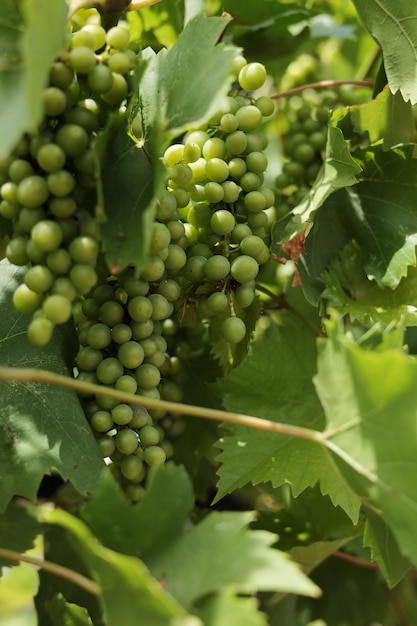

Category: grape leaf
[275, 125, 361, 244]
[94, 114, 157, 273]
[194, 587, 268, 626]
[347, 87, 415, 149]
[214, 316, 361, 522]
[363, 510, 411, 587]
[0, 0, 68, 158]
[0, 260, 103, 510]
[0, 501, 41, 571]
[80, 464, 193, 563]
[139, 13, 237, 137]
[314, 313, 417, 569]
[153, 510, 320, 607]
[351, 0, 417, 104]
[298, 144, 417, 307]
[46, 593, 93, 626]
[45, 508, 191, 626]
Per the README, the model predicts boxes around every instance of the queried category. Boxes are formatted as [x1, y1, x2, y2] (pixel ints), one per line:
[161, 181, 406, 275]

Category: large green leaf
[155, 510, 320, 607]
[46, 594, 93, 626]
[214, 316, 361, 522]
[0, 0, 68, 158]
[314, 314, 417, 569]
[0, 260, 103, 510]
[275, 125, 361, 243]
[351, 0, 417, 104]
[0, 501, 41, 571]
[95, 114, 157, 273]
[80, 464, 193, 563]
[298, 145, 417, 307]
[139, 13, 237, 137]
[44, 508, 191, 626]
[194, 588, 268, 626]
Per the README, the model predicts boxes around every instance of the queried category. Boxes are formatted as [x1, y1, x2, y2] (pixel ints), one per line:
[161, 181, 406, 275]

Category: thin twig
[334, 550, 417, 580]
[0, 367, 324, 443]
[0, 548, 100, 595]
[272, 80, 374, 100]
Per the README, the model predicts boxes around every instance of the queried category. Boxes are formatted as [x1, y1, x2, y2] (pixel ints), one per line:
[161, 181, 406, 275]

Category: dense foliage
[1, 0, 417, 624]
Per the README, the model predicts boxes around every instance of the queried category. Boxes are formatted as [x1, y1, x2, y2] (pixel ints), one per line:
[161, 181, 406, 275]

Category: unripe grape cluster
[163, 57, 275, 345]
[0, 20, 135, 345]
[74, 205, 190, 500]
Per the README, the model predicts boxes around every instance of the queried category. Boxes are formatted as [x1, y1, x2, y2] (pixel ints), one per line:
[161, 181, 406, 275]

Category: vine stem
[272, 79, 374, 100]
[333, 551, 417, 579]
[0, 367, 323, 444]
[0, 548, 100, 595]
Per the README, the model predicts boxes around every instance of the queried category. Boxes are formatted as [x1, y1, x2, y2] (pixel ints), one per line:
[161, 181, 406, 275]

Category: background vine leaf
[0, 260, 103, 510]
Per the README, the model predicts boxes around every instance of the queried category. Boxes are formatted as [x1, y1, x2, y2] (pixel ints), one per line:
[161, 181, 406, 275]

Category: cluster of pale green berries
[163, 57, 275, 344]
[0, 20, 135, 345]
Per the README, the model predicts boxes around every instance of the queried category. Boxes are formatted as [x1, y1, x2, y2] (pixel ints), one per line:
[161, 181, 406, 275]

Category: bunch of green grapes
[74, 206, 189, 501]
[274, 90, 336, 219]
[0, 20, 135, 346]
[163, 58, 275, 345]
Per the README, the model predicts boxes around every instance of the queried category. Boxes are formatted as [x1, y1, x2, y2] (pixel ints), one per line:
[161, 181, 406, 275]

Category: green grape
[76, 346, 103, 371]
[256, 95, 275, 117]
[204, 255, 230, 280]
[115, 428, 139, 455]
[49, 196, 77, 218]
[148, 293, 173, 321]
[24, 265, 54, 293]
[202, 137, 226, 160]
[144, 350, 166, 369]
[221, 316, 246, 344]
[210, 209, 235, 235]
[246, 151, 268, 174]
[207, 291, 228, 313]
[31, 220, 63, 252]
[98, 300, 124, 327]
[9, 159, 34, 183]
[244, 190, 267, 213]
[47, 169, 75, 197]
[144, 445, 166, 466]
[225, 130, 248, 155]
[234, 284, 255, 308]
[6, 237, 29, 266]
[43, 86, 67, 117]
[114, 375, 137, 396]
[228, 157, 247, 180]
[204, 181, 224, 203]
[135, 363, 161, 389]
[42, 294, 72, 324]
[96, 357, 124, 385]
[183, 142, 201, 163]
[18, 207, 46, 233]
[68, 46, 97, 74]
[157, 278, 181, 302]
[111, 403, 133, 425]
[108, 51, 131, 74]
[49, 61, 75, 89]
[112, 323, 133, 344]
[106, 26, 130, 50]
[235, 105, 262, 132]
[230, 255, 259, 283]
[139, 425, 160, 447]
[55, 124, 89, 157]
[0, 200, 20, 219]
[205, 158, 229, 183]
[100, 73, 128, 106]
[130, 319, 154, 340]
[118, 341, 145, 369]
[96, 435, 116, 458]
[17, 176, 49, 208]
[52, 277, 78, 301]
[69, 264, 98, 291]
[140, 337, 156, 357]
[140, 255, 165, 282]
[87, 323, 112, 349]
[91, 410, 114, 433]
[128, 295, 153, 322]
[240, 172, 261, 192]
[170, 163, 193, 187]
[238, 62, 267, 91]
[221, 180, 240, 204]
[182, 255, 207, 283]
[13, 284, 43, 314]
[120, 456, 143, 480]
[130, 406, 152, 429]
[27, 317, 54, 346]
[37, 144, 66, 173]
[87, 64, 113, 93]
